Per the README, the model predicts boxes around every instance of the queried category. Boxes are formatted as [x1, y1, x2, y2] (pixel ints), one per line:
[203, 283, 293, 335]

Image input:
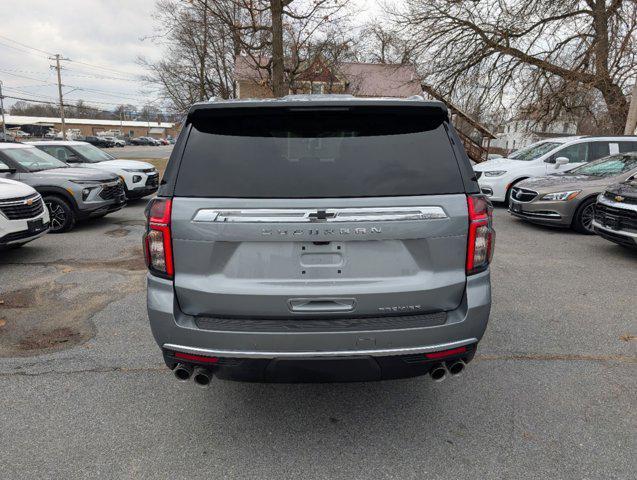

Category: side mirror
[554, 157, 569, 168]
[0, 167, 17, 174]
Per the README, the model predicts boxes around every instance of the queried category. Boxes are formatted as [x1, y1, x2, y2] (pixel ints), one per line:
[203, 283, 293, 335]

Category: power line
[0, 69, 54, 85]
[0, 34, 141, 80]
[62, 59, 139, 80]
[0, 40, 50, 60]
[0, 34, 54, 56]
[0, 69, 158, 103]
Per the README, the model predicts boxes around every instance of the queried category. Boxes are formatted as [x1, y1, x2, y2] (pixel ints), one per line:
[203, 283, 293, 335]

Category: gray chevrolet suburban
[145, 95, 494, 384]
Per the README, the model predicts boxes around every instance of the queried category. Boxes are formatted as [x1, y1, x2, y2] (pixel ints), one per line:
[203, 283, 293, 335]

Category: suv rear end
[145, 96, 494, 384]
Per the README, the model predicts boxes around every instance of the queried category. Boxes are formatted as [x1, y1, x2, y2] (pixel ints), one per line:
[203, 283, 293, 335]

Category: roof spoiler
[188, 98, 449, 123]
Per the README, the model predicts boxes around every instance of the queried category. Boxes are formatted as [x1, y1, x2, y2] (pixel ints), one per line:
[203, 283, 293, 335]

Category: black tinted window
[618, 141, 637, 153]
[588, 142, 610, 161]
[554, 143, 588, 163]
[175, 108, 463, 198]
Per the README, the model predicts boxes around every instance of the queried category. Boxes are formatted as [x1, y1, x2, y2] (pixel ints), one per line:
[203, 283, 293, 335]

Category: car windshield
[568, 154, 637, 177]
[2, 147, 68, 171]
[509, 141, 561, 161]
[72, 144, 114, 163]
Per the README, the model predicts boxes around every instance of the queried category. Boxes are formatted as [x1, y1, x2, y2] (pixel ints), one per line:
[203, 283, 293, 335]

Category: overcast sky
[0, 0, 385, 114]
[0, 0, 176, 113]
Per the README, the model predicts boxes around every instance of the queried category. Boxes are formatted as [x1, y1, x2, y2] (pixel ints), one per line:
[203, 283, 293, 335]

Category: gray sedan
[508, 152, 637, 233]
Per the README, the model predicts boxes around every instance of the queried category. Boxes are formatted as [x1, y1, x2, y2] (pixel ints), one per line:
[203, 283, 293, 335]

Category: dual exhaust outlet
[173, 363, 213, 388]
[429, 359, 466, 382]
[174, 360, 465, 385]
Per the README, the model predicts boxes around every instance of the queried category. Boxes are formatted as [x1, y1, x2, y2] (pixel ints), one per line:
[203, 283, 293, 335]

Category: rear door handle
[288, 298, 355, 313]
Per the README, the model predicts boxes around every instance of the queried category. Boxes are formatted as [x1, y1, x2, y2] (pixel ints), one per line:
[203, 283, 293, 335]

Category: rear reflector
[174, 352, 219, 364]
[424, 346, 467, 359]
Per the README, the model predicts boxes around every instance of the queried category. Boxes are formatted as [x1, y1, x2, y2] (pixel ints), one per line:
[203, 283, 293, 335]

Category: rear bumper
[163, 345, 478, 382]
[147, 270, 491, 377]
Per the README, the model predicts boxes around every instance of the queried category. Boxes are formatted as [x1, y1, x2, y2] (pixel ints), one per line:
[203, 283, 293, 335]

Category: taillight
[466, 195, 495, 275]
[143, 198, 173, 278]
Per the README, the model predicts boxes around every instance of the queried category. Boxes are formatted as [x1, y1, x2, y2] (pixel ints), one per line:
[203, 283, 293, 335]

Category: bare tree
[359, 23, 416, 65]
[141, 0, 239, 113]
[390, 0, 637, 133]
[203, 0, 352, 96]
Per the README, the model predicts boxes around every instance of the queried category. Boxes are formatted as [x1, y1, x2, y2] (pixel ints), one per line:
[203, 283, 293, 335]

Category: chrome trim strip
[592, 221, 637, 239]
[163, 338, 477, 359]
[510, 187, 538, 203]
[192, 206, 448, 223]
[597, 195, 637, 213]
[0, 194, 42, 207]
[510, 207, 561, 218]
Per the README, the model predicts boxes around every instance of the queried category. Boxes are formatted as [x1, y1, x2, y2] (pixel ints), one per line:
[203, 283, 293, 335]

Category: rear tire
[572, 198, 596, 234]
[44, 196, 76, 233]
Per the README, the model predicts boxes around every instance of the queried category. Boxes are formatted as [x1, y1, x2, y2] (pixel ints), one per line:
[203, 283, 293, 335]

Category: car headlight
[123, 168, 147, 173]
[540, 190, 581, 201]
[483, 171, 507, 177]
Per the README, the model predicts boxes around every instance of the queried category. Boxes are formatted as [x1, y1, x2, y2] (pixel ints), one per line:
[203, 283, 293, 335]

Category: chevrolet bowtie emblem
[615, 195, 625, 202]
[25, 199, 33, 206]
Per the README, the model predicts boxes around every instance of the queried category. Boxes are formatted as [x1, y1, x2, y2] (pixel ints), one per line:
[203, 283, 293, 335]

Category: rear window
[175, 108, 464, 198]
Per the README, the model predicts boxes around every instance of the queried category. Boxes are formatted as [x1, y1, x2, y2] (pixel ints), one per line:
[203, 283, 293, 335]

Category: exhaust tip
[193, 367, 212, 388]
[448, 360, 466, 376]
[173, 363, 193, 382]
[430, 364, 447, 382]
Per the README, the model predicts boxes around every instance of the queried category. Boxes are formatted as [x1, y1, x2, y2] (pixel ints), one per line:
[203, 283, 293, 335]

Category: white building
[491, 118, 578, 153]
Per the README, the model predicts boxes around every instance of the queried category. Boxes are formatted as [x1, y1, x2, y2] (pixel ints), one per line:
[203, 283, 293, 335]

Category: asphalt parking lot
[0, 202, 635, 479]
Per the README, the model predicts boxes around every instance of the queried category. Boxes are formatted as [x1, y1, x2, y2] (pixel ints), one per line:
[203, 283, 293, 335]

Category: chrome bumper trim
[592, 221, 637, 239]
[163, 338, 478, 359]
[509, 209, 561, 219]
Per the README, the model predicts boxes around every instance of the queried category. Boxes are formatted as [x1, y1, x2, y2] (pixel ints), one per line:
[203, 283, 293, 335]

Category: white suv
[0, 177, 50, 248]
[28, 141, 159, 199]
[474, 136, 637, 203]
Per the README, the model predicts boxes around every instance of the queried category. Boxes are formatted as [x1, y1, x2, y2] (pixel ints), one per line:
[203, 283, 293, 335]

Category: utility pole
[0, 80, 6, 139]
[625, 81, 637, 135]
[50, 54, 67, 139]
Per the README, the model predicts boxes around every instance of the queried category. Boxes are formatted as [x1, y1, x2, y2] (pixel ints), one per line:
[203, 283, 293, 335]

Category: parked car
[85, 136, 115, 148]
[10, 130, 31, 138]
[144, 137, 162, 146]
[29, 141, 159, 199]
[158, 138, 170, 145]
[593, 179, 637, 249]
[474, 136, 637, 204]
[130, 137, 152, 146]
[508, 152, 637, 233]
[0, 177, 50, 249]
[0, 132, 16, 142]
[145, 95, 495, 385]
[101, 136, 126, 147]
[0, 144, 126, 232]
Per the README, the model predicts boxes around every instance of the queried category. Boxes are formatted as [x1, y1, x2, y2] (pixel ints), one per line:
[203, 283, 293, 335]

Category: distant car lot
[108, 144, 174, 160]
[0, 203, 634, 479]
